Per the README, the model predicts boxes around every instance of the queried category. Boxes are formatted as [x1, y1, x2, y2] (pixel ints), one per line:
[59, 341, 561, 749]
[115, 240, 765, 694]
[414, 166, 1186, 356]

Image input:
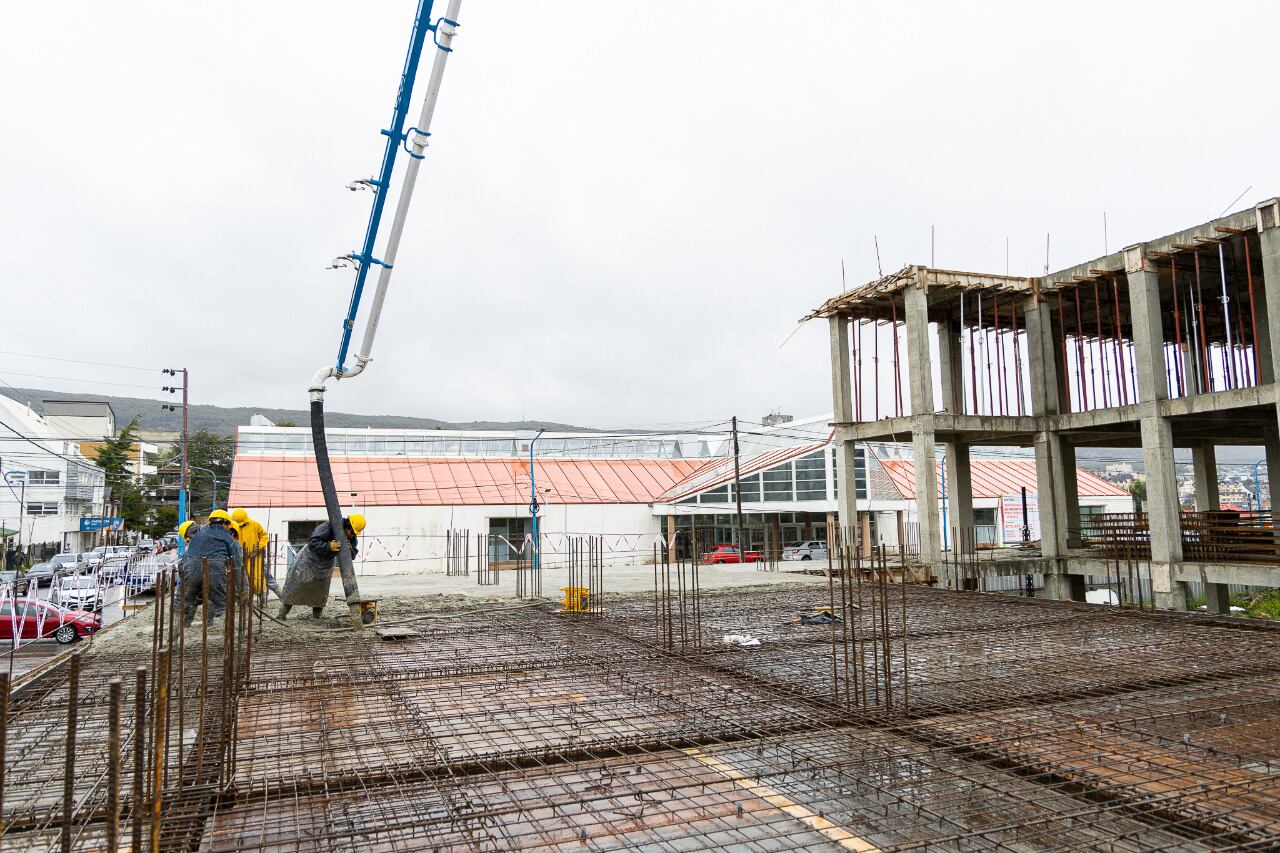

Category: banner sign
[1000, 493, 1039, 543]
[80, 517, 124, 531]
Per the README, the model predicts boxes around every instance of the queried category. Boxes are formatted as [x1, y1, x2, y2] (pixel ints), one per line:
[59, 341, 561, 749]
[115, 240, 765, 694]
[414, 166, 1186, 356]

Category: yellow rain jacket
[238, 517, 270, 594]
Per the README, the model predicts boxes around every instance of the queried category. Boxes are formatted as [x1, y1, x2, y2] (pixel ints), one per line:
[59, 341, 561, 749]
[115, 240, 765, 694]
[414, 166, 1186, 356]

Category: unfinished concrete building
[812, 199, 1280, 611]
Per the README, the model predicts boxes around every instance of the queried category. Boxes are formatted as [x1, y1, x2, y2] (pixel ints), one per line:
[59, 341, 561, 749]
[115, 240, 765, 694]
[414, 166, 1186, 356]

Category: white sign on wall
[1001, 492, 1040, 543]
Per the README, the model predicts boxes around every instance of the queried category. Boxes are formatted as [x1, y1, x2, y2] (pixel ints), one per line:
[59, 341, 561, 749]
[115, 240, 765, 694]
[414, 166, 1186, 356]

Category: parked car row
[695, 541, 831, 563]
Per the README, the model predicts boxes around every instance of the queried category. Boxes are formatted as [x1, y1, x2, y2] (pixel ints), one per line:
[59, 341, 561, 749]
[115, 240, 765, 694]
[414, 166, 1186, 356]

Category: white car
[49, 553, 83, 571]
[781, 540, 829, 562]
[55, 575, 101, 611]
[81, 551, 103, 569]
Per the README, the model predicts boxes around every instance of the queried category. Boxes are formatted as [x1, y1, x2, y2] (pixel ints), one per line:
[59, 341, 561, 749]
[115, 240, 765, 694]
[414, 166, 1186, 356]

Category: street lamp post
[529, 429, 545, 573]
[188, 465, 220, 512]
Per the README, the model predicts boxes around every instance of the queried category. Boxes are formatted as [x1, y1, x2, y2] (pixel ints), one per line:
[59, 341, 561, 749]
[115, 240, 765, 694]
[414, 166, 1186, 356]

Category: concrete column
[1265, 435, 1280, 529]
[1023, 296, 1063, 417]
[1256, 201, 1280, 385]
[1203, 582, 1230, 615]
[835, 441, 858, 535]
[1124, 244, 1170, 403]
[830, 315, 854, 422]
[1141, 416, 1187, 610]
[1191, 443, 1220, 512]
[1191, 443, 1228, 613]
[936, 318, 964, 413]
[1061, 439, 1082, 548]
[943, 441, 974, 552]
[904, 277, 935, 415]
[829, 314, 859, 533]
[911, 428, 941, 565]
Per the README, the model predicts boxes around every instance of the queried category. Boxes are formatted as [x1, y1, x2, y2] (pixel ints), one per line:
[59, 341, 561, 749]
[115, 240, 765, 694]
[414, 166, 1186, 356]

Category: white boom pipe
[311, 0, 462, 397]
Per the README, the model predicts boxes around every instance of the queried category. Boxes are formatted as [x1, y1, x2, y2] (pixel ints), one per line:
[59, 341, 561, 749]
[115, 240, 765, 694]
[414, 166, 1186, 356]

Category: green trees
[157, 428, 234, 511]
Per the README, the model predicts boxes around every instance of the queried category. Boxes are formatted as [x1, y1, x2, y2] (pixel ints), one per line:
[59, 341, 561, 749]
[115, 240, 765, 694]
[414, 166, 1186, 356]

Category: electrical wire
[0, 350, 162, 373]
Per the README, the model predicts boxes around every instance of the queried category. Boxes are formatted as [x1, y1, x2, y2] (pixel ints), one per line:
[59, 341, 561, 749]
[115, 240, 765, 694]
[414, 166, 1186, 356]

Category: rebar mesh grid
[5, 573, 1280, 851]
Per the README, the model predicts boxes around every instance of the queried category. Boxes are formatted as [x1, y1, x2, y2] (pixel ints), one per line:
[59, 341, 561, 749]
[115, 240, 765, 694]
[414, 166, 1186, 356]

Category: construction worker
[231, 508, 274, 603]
[178, 520, 197, 541]
[279, 514, 365, 620]
[180, 509, 245, 627]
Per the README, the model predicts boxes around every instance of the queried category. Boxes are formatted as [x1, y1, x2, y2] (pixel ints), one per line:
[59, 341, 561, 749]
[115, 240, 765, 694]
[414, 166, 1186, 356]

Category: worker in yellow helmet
[280, 513, 366, 620]
[231, 508, 274, 604]
[179, 509, 245, 627]
[178, 520, 197, 541]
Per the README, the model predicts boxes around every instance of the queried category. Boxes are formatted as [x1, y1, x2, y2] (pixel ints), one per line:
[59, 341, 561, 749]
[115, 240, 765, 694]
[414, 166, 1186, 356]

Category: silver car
[781, 540, 829, 562]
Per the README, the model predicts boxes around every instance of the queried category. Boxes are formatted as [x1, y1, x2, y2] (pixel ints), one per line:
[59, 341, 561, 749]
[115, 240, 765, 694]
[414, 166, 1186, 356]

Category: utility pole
[162, 368, 188, 553]
[731, 416, 745, 560]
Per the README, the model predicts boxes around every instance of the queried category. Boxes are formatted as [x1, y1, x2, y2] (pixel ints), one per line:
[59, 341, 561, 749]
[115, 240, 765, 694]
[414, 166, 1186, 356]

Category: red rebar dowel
[1112, 276, 1128, 405]
[1093, 279, 1109, 408]
[1246, 237, 1260, 385]
[1057, 292, 1070, 412]
[890, 296, 903, 416]
[1171, 258, 1185, 397]
[1011, 298, 1025, 415]
[1194, 250, 1211, 390]
[1073, 285, 1089, 410]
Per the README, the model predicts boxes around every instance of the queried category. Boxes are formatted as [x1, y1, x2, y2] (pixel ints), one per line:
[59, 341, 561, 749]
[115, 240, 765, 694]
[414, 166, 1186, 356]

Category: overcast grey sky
[3, 1, 1278, 428]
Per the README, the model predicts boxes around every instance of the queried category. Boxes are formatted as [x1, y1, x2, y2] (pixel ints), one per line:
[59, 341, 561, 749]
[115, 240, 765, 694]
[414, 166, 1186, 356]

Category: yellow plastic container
[560, 586, 589, 612]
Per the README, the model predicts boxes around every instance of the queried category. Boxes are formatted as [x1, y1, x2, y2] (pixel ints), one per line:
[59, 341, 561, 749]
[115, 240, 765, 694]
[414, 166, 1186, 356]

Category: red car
[0, 600, 100, 645]
[701, 544, 762, 564]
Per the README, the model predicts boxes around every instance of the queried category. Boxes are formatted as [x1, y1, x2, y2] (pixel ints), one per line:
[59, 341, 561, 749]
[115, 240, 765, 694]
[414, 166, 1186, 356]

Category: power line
[0, 370, 165, 392]
[0, 350, 161, 373]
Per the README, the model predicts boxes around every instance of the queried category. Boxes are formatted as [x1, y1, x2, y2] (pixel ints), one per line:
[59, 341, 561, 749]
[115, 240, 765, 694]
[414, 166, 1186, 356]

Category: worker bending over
[180, 509, 246, 627]
[231, 508, 277, 603]
[279, 514, 364, 619]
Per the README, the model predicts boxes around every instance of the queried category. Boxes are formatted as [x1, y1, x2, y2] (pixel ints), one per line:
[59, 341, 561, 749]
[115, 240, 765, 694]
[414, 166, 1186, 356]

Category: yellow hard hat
[228, 521, 241, 538]
[348, 513, 366, 535]
[208, 509, 233, 525]
[178, 520, 195, 540]
[231, 508, 249, 524]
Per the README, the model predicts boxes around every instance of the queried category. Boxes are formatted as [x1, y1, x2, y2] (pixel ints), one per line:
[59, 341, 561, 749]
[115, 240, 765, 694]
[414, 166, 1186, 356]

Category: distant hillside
[0, 388, 591, 436]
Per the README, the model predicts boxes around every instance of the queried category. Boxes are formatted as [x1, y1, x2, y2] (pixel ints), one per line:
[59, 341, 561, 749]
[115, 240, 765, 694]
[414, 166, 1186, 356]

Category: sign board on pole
[1000, 493, 1039, 543]
[79, 517, 124, 532]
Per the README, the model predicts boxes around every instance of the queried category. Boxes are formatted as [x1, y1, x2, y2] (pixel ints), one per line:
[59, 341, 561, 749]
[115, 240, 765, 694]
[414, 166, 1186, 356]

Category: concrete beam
[1191, 442, 1219, 512]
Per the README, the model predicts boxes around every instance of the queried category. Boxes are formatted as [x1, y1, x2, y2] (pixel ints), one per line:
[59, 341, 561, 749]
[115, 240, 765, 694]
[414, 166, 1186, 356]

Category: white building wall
[241, 502, 663, 575]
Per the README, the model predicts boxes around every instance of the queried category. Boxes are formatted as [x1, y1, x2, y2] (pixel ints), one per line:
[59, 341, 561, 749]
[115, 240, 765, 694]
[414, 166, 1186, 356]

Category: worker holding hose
[231, 508, 275, 604]
[179, 509, 245, 627]
[278, 514, 365, 619]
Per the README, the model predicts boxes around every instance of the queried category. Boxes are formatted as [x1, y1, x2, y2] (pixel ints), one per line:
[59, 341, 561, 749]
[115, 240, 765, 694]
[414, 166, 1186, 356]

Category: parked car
[0, 571, 30, 596]
[81, 551, 104, 569]
[701, 544, 762, 564]
[782, 540, 829, 562]
[122, 562, 159, 594]
[98, 554, 130, 583]
[0, 600, 99, 644]
[54, 575, 101, 611]
[49, 553, 83, 572]
[24, 562, 59, 587]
